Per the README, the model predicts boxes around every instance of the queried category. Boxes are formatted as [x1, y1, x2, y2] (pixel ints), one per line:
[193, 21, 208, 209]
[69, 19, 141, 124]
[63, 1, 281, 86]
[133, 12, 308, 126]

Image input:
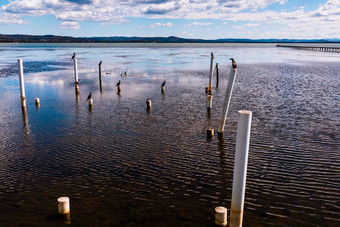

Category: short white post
[57, 197, 70, 214]
[207, 95, 212, 110]
[146, 99, 151, 110]
[207, 128, 214, 138]
[35, 97, 40, 105]
[73, 58, 79, 84]
[18, 59, 26, 107]
[215, 206, 228, 226]
[230, 110, 252, 227]
[217, 68, 237, 133]
[88, 98, 93, 106]
[208, 52, 214, 93]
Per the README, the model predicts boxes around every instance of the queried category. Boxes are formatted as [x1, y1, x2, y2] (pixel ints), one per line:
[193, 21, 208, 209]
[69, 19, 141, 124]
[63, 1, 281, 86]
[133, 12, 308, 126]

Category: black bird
[72, 53, 76, 60]
[161, 80, 166, 87]
[116, 80, 121, 86]
[230, 58, 237, 69]
[99, 60, 102, 66]
[86, 92, 92, 101]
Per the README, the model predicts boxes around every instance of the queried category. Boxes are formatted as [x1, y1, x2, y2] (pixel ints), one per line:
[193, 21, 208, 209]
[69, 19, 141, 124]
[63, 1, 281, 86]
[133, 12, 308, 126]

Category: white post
[230, 110, 252, 227]
[207, 95, 212, 110]
[18, 59, 26, 107]
[58, 197, 70, 214]
[208, 52, 214, 93]
[88, 98, 93, 106]
[217, 68, 237, 133]
[215, 206, 228, 226]
[146, 99, 152, 110]
[74, 58, 79, 83]
[35, 97, 40, 105]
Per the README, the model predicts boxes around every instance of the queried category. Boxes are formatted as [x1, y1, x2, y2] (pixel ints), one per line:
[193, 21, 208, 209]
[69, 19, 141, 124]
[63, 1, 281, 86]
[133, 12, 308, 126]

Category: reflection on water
[0, 44, 339, 226]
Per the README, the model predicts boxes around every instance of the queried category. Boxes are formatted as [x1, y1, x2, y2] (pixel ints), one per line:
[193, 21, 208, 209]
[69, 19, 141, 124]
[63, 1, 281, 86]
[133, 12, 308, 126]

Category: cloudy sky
[0, 0, 339, 39]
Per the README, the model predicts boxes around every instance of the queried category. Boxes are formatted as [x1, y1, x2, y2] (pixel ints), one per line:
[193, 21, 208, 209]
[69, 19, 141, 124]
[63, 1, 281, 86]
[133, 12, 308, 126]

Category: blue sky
[0, 0, 339, 39]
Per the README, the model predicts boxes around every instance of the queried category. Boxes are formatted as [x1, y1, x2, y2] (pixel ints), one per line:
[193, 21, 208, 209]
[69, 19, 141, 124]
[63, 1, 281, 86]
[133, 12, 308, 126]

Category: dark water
[0, 44, 339, 226]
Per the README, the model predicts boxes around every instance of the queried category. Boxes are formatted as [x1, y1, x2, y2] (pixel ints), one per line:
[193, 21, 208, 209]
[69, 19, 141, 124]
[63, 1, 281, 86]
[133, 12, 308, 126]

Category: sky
[0, 0, 339, 39]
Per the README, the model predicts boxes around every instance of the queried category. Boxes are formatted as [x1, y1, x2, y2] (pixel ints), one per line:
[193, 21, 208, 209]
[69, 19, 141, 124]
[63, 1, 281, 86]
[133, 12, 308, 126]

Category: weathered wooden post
[230, 110, 252, 227]
[208, 52, 214, 94]
[217, 67, 237, 133]
[216, 63, 219, 88]
[18, 59, 26, 107]
[99, 60, 102, 92]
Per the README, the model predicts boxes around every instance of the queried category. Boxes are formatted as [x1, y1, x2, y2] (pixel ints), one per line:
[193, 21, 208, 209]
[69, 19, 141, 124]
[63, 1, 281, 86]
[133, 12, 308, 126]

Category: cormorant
[230, 58, 237, 69]
[161, 80, 166, 87]
[116, 80, 121, 86]
[72, 53, 76, 60]
[99, 60, 102, 66]
[86, 92, 92, 101]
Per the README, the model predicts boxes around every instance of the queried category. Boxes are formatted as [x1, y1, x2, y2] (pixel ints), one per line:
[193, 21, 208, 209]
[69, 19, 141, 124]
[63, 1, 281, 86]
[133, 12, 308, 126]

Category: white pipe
[58, 197, 70, 214]
[217, 68, 237, 133]
[74, 58, 79, 83]
[230, 110, 252, 227]
[18, 59, 26, 107]
[208, 52, 214, 92]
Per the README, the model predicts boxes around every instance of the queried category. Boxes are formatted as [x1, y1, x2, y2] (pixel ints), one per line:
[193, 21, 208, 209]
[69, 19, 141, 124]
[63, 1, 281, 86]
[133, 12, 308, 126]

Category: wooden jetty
[276, 44, 340, 53]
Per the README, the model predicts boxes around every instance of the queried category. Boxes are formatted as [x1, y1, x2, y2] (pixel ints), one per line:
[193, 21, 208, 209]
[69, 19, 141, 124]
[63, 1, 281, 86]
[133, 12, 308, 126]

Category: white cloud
[0, 0, 339, 38]
[187, 21, 211, 26]
[149, 22, 172, 28]
[59, 21, 80, 29]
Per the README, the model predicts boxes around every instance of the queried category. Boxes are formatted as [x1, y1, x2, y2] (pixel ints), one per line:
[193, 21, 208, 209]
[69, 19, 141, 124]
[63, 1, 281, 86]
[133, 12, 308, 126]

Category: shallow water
[0, 43, 339, 226]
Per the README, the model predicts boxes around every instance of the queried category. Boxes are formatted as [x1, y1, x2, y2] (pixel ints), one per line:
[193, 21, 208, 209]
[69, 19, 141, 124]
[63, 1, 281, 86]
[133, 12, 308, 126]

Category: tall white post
[230, 110, 252, 227]
[208, 52, 214, 93]
[74, 58, 79, 83]
[18, 59, 26, 107]
[217, 68, 237, 133]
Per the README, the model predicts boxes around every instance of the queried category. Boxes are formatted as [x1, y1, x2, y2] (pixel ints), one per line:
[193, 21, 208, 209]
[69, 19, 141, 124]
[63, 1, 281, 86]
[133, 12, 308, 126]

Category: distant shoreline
[1, 34, 339, 43]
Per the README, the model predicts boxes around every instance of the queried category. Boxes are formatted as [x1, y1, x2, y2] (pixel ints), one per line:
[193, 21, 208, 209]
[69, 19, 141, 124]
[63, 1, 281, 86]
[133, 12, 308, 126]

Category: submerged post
[208, 52, 214, 94]
[18, 59, 26, 107]
[230, 110, 252, 227]
[216, 63, 219, 88]
[217, 68, 237, 133]
[74, 58, 79, 84]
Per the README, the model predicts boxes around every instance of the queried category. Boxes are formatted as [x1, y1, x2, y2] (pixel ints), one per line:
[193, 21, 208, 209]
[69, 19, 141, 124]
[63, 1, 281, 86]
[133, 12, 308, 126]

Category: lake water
[0, 43, 339, 226]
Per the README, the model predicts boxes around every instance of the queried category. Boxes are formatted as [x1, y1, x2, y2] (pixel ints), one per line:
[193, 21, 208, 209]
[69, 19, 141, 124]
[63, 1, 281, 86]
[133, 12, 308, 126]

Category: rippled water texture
[0, 43, 339, 226]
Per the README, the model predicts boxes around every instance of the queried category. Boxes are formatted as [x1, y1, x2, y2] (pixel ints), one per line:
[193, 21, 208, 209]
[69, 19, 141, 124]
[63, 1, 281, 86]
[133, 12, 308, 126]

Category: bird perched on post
[72, 53, 76, 60]
[99, 60, 102, 66]
[230, 58, 237, 69]
[116, 80, 121, 86]
[86, 92, 92, 101]
[161, 80, 166, 87]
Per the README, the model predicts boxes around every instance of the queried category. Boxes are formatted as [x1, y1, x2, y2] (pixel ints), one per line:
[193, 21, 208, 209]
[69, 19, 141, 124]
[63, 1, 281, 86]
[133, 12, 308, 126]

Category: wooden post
[18, 59, 26, 107]
[217, 68, 237, 133]
[230, 110, 252, 227]
[208, 52, 214, 94]
[58, 197, 70, 214]
[216, 63, 219, 88]
[99, 61, 102, 92]
[215, 206, 227, 226]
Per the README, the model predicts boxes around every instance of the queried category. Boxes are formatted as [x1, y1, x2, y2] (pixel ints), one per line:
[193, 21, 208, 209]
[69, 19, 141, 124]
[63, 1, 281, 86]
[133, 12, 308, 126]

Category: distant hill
[0, 34, 339, 43]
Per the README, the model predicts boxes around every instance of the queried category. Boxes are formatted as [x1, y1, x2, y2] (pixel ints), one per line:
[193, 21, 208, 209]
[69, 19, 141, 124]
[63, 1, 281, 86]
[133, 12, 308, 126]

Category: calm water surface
[0, 43, 339, 226]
